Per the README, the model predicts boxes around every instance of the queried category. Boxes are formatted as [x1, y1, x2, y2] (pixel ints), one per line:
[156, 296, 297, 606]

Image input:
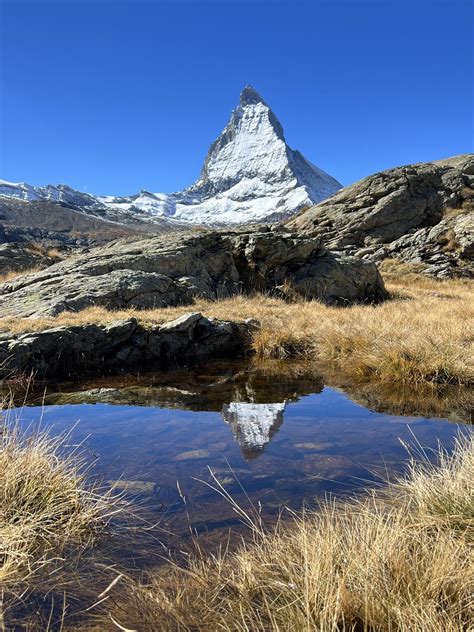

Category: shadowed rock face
[0, 243, 61, 275]
[0, 228, 387, 318]
[0, 313, 256, 379]
[286, 155, 474, 277]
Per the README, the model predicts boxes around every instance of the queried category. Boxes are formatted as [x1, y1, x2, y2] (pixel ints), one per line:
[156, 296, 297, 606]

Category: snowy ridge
[222, 401, 286, 459]
[0, 180, 97, 206]
[0, 86, 341, 226]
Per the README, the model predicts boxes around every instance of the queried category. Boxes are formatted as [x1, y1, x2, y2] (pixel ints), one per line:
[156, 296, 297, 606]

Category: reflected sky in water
[14, 375, 469, 535]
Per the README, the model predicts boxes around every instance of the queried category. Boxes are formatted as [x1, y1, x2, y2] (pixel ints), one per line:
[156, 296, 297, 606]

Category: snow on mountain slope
[0, 180, 97, 206]
[0, 86, 341, 226]
[170, 86, 341, 223]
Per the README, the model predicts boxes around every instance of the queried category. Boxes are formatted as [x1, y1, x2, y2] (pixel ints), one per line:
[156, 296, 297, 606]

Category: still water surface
[14, 360, 470, 537]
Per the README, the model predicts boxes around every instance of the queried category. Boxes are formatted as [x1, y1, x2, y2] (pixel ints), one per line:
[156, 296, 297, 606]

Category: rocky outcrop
[0, 228, 387, 318]
[0, 242, 61, 275]
[286, 155, 474, 277]
[0, 312, 256, 379]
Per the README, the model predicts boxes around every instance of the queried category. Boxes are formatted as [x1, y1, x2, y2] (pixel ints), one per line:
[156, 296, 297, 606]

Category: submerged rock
[0, 228, 387, 318]
[286, 154, 474, 277]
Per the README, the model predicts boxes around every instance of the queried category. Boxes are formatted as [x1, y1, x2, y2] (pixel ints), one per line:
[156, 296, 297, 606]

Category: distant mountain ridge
[0, 86, 341, 229]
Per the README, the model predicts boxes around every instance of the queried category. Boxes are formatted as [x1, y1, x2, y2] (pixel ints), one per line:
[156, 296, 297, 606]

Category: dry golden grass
[0, 267, 42, 284]
[0, 420, 121, 591]
[24, 242, 62, 260]
[1, 266, 472, 387]
[98, 435, 474, 632]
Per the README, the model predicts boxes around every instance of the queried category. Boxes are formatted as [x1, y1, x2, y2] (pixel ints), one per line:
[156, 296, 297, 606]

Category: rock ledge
[0, 313, 257, 380]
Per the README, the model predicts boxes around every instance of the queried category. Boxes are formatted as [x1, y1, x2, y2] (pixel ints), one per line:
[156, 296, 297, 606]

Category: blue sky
[1, 0, 472, 196]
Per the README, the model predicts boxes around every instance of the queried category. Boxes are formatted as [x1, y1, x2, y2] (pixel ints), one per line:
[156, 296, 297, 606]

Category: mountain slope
[168, 86, 341, 223]
[0, 197, 171, 247]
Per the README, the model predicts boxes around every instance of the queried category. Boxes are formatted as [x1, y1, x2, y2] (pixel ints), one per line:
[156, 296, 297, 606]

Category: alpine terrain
[0, 86, 340, 232]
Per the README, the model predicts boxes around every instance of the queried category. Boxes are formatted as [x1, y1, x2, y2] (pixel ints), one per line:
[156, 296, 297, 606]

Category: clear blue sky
[1, 0, 473, 196]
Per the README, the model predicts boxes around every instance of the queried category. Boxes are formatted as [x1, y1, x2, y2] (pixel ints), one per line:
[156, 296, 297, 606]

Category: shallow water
[12, 360, 471, 538]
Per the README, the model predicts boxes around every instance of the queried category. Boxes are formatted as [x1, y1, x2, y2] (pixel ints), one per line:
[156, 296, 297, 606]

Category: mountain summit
[239, 84, 267, 106]
[169, 84, 341, 223]
[0, 86, 341, 226]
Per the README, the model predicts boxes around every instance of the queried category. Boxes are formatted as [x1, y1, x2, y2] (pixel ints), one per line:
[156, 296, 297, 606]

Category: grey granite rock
[0, 313, 256, 379]
[0, 228, 387, 317]
[286, 154, 474, 277]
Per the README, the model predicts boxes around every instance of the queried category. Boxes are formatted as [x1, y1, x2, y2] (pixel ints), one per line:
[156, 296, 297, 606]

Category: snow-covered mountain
[0, 181, 96, 206]
[222, 401, 286, 460]
[0, 86, 340, 226]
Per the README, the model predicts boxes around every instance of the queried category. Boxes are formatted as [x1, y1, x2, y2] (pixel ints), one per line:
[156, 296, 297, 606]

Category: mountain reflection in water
[8, 359, 472, 536]
[222, 402, 286, 460]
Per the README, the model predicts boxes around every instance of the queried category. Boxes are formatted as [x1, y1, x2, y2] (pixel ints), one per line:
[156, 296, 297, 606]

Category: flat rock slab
[0, 312, 257, 380]
[0, 228, 387, 318]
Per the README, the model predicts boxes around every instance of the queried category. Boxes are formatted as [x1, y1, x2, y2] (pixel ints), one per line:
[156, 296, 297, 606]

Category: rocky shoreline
[0, 312, 257, 380]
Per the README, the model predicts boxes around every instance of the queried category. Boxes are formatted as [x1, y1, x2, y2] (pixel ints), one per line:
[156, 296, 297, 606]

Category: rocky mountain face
[0, 228, 387, 318]
[286, 154, 474, 278]
[164, 86, 341, 224]
[0, 86, 340, 236]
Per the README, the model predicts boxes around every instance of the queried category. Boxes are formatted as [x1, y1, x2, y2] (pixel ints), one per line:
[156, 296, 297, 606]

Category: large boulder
[286, 154, 474, 277]
[0, 228, 387, 317]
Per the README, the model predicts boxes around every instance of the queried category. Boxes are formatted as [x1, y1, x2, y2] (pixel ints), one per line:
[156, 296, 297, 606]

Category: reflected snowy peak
[222, 401, 286, 460]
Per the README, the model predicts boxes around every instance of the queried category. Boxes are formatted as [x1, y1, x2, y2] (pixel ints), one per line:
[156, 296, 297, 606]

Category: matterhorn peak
[172, 86, 341, 223]
[0, 86, 341, 227]
[239, 84, 267, 106]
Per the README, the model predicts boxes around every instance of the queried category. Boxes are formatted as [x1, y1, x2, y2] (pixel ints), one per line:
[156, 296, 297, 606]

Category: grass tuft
[0, 268, 42, 284]
[0, 420, 121, 590]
